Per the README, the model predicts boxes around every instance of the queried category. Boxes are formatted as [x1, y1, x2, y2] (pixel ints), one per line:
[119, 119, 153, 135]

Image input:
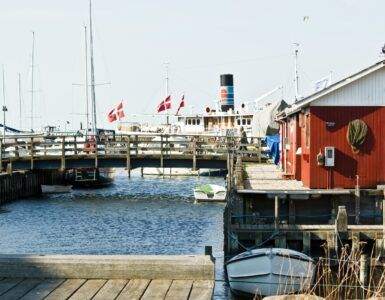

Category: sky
[0, 0, 384, 131]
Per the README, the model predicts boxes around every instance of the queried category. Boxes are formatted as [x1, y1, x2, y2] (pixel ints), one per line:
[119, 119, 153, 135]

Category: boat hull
[69, 168, 115, 188]
[193, 184, 227, 202]
[193, 191, 226, 202]
[227, 248, 315, 297]
[41, 185, 72, 194]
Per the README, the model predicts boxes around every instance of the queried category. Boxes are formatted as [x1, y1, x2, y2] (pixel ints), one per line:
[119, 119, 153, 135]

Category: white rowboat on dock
[226, 248, 315, 296]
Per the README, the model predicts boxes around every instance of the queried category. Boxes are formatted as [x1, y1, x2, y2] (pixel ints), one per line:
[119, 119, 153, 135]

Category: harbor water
[0, 170, 231, 299]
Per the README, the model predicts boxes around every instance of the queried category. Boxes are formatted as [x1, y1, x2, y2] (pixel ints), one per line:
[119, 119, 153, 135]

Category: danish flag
[176, 94, 185, 115]
[157, 95, 171, 113]
[107, 101, 125, 123]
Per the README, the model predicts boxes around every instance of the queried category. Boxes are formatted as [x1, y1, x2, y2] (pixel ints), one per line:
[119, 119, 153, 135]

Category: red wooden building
[278, 60, 385, 189]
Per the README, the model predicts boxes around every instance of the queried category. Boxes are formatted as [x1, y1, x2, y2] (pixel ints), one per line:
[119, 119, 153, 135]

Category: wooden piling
[274, 195, 279, 230]
[359, 254, 369, 287]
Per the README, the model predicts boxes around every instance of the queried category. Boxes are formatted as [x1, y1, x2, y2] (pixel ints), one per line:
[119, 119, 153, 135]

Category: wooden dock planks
[92, 279, 127, 300]
[0, 278, 24, 296]
[44, 279, 86, 300]
[68, 279, 106, 300]
[189, 280, 214, 300]
[116, 279, 150, 300]
[20, 279, 65, 300]
[0, 278, 41, 300]
[165, 280, 193, 300]
[141, 279, 173, 300]
[0, 278, 214, 300]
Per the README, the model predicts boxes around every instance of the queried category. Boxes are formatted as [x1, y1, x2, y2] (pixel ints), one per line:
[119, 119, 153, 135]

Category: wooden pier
[225, 159, 385, 259]
[0, 254, 214, 300]
[0, 133, 262, 173]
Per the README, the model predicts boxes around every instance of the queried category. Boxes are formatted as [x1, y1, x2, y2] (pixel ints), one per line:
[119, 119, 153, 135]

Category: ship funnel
[220, 74, 234, 112]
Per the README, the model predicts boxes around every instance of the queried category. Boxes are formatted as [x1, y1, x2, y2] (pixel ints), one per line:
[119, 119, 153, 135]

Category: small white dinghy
[226, 248, 315, 297]
[41, 185, 73, 194]
[193, 184, 226, 202]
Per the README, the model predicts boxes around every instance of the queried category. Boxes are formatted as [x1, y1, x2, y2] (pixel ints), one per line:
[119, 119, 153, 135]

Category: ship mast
[30, 31, 35, 131]
[84, 25, 90, 137]
[89, 0, 97, 135]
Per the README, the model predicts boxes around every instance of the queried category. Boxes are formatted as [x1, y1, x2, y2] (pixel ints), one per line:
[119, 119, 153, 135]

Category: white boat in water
[226, 248, 315, 297]
[193, 184, 226, 202]
[41, 185, 73, 194]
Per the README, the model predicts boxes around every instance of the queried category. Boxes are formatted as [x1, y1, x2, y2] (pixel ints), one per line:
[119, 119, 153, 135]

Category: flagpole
[164, 61, 169, 127]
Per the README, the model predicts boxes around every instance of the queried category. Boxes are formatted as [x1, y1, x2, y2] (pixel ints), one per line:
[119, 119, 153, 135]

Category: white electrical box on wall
[324, 147, 335, 167]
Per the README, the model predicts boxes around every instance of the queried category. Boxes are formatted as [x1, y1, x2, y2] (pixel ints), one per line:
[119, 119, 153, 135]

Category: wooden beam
[126, 136, 131, 178]
[274, 195, 279, 230]
[192, 137, 197, 171]
[303, 232, 311, 255]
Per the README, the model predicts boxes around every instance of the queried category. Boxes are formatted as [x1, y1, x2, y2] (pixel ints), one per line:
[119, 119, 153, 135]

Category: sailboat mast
[18, 73, 22, 130]
[2, 65, 6, 140]
[84, 25, 90, 136]
[89, 0, 97, 135]
[31, 31, 35, 131]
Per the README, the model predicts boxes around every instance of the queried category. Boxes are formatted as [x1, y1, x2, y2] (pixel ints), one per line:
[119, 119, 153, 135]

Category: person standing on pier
[240, 126, 248, 152]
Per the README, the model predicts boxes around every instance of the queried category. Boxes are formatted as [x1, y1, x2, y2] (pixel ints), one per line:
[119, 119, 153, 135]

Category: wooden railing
[0, 133, 265, 171]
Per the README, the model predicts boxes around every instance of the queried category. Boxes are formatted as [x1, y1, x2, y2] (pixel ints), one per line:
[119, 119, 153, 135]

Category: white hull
[193, 184, 227, 202]
[142, 167, 200, 176]
[227, 248, 315, 296]
[41, 185, 72, 194]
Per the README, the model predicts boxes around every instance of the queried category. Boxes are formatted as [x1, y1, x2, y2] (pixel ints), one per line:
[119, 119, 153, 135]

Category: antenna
[293, 43, 300, 102]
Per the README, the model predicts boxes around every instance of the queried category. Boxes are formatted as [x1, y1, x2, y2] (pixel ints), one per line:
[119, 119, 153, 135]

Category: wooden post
[94, 136, 98, 169]
[336, 205, 348, 232]
[359, 254, 368, 287]
[303, 232, 311, 255]
[74, 136, 77, 155]
[352, 232, 360, 253]
[289, 199, 296, 224]
[160, 135, 164, 168]
[30, 137, 34, 170]
[0, 138, 3, 172]
[126, 135, 131, 178]
[274, 195, 279, 230]
[226, 151, 231, 192]
[383, 190, 385, 255]
[192, 137, 197, 171]
[355, 175, 360, 224]
[61, 136, 66, 171]
[14, 138, 19, 159]
[255, 232, 263, 247]
[275, 233, 286, 248]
